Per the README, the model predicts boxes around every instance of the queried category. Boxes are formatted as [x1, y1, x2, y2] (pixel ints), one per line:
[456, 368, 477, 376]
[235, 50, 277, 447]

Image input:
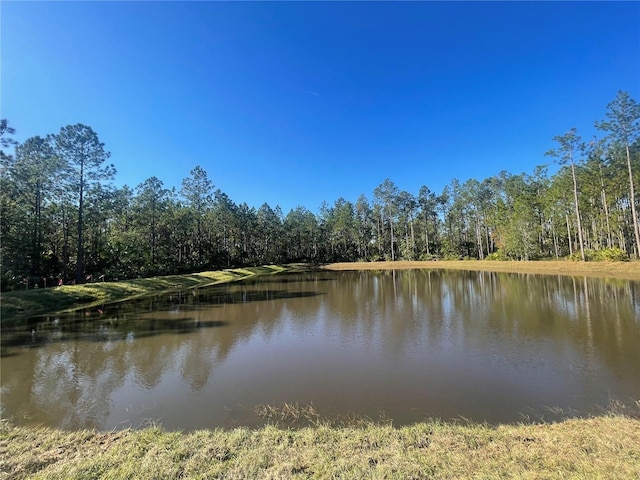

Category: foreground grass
[0, 266, 285, 324]
[1, 416, 638, 479]
[324, 260, 640, 281]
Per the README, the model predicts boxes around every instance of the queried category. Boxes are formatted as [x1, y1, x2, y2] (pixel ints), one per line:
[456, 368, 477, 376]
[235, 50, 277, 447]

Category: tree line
[1, 91, 638, 290]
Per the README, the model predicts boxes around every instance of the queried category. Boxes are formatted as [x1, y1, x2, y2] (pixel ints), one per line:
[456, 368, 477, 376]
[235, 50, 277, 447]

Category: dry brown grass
[324, 260, 640, 281]
[2, 416, 639, 479]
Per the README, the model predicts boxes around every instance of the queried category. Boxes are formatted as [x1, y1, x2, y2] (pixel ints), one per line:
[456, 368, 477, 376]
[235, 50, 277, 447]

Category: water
[2, 269, 639, 430]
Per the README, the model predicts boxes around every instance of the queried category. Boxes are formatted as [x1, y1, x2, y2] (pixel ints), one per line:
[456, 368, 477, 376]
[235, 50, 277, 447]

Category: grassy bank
[5, 261, 636, 323]
[0, 266, 285, 324]
[1, 416, 638, 479]
[324, 260, 640, 281]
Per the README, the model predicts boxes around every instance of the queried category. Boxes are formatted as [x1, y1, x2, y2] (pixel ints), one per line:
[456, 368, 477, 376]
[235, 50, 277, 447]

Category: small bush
[1, 272, 18, 292]
[486, 250, 508, 261]
[567, 251, 584, 261]
[593, 247, 629, 262]
[567, 248, 629, 262]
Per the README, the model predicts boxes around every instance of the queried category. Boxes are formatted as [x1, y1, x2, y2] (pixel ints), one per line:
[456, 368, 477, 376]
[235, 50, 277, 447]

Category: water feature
[2, 269, 638, 430]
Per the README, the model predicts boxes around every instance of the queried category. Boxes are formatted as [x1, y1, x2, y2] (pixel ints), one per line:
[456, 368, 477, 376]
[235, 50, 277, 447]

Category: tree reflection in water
[1, 271, 638, 430]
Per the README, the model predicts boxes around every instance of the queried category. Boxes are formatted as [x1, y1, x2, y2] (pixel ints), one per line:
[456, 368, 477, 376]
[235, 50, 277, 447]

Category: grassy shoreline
[3, 260, 638, 323]
[1, 416, 638, 479]
[324, 259, 640, 281]
[0, 265, 286, 324]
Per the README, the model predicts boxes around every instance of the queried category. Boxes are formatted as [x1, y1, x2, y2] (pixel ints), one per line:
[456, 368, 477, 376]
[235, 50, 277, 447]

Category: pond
[1, 269, 639, 431]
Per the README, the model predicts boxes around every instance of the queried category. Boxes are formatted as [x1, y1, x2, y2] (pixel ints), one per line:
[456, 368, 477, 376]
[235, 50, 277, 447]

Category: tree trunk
[625, 144, 640, 257]
[410, 219, 415, 260]
[424, 212, 430, 255]
[76, 159, 85, 284]
[389, 214, 395, 261]
[566, 213, 573, 256]
[151, 200, 156, 265]
[485, 223, 491, 255]
[570, 160, 586, 260]
[377, 215, 382, 257]
[601, 186, 613, 248]
[32, 185, 42, 277]
[476, 217, 484, 259]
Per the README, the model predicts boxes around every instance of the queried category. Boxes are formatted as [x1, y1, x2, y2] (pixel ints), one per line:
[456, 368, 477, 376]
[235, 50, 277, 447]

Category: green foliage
[569, 248, 629, 262]
[1, 92, 638, 283]
[567, 251, 582, 261]
[373, 178, 401, 261]
[53, 124, 115, 283]
[596, 90, 640, 256]
[595, 247, 630, 261]
[486, 250, 508, 261]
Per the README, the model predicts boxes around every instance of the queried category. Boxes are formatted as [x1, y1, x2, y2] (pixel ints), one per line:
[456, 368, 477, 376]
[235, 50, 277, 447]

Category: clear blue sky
[2, 1, 639, 214]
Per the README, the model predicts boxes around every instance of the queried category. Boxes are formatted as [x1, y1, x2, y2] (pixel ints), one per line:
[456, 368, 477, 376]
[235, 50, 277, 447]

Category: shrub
[567, 248, 629, 262]
[567, 251, 585, 261]
[486, 250, 508, 261]
[593, 247, 629, 262]
[1, 271, 18, 292]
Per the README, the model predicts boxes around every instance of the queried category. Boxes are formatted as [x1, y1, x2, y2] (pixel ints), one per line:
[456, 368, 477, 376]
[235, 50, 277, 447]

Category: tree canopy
[1, 92, 639, 290]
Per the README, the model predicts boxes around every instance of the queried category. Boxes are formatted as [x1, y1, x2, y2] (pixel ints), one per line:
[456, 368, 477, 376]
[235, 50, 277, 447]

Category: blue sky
[3, 1, 639, 214]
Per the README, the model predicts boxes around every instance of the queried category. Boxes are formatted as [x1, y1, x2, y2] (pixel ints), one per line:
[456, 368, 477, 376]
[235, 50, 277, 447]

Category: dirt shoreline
[323, 260, 640, 281]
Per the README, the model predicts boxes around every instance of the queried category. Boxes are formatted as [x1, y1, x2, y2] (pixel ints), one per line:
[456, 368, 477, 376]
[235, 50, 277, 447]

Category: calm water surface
[2, 270, 639, 430]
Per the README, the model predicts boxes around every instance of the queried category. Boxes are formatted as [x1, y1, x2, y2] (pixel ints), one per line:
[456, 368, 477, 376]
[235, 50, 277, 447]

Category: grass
[324, 260, 640, 281]
[0, 266, 286, 324]
[1, 415, 638, 479]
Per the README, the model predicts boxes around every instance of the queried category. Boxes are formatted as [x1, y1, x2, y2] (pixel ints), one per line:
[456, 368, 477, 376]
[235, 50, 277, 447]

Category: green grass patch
[0, 266, 287, 325]
[1, 416, 638, 479]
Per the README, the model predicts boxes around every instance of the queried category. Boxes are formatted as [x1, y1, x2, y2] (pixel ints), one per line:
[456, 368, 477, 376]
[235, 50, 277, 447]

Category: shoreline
[0, 266, 286, 324]
[3, 260, 638, 323]
[2, 416, 638, 479]
[323, 260, 640, 281]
